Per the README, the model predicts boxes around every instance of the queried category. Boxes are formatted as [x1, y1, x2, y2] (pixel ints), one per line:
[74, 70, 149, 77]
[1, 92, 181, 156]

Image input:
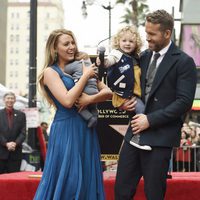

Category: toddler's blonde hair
[111, 25, 142, 55]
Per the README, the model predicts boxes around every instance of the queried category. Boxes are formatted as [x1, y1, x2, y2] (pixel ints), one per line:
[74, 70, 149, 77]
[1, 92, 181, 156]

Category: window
[10, 71, 13, 77]
[46, 13, 50, 19]
[16, 34, 19, 42]
[44, 24, 49, 30]
[10, 35, 14, 42]
[27, 11, 30, 18]
[9, 83, 13, 89]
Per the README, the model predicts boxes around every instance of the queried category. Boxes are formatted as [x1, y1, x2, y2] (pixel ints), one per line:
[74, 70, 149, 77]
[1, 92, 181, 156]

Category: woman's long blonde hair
[111, 25, 142, 55]
[38, 29, 79, 106]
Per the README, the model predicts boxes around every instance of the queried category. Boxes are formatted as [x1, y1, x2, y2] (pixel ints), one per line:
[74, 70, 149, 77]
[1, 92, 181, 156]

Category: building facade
[5, 0, 64, 96]
[0, 0, 8, 85]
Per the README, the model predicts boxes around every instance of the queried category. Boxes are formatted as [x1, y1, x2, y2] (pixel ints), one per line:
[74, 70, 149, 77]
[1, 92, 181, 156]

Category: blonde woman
[34, 29, 112, 200]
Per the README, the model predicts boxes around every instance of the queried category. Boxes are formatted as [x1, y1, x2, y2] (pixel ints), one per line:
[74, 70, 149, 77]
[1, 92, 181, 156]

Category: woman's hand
[82, 60, 98, 79]
[118, 96, 137, 112]
[96, 57, 101, 66]
[76, 93, 91, 112]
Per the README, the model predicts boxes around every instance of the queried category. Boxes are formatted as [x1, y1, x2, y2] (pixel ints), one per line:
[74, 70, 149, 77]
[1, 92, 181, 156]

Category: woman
[34, 29, 112, 200]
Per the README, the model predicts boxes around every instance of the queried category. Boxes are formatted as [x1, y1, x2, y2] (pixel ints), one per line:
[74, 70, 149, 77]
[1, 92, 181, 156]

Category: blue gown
[34, 65, 105, 200]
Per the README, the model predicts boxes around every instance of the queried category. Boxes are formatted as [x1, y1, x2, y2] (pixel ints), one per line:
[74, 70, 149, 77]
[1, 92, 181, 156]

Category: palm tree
[116, 0, 149, 27]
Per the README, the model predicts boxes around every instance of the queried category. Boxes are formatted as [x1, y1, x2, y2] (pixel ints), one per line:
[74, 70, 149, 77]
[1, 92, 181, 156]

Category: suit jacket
[0, 108, 26, 160]
[125, 42, 197, 147]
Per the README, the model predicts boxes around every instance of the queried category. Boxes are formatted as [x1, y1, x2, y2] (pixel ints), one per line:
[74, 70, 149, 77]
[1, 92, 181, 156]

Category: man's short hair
[3, 92, 16, 99]
[146, 9, 174, 32]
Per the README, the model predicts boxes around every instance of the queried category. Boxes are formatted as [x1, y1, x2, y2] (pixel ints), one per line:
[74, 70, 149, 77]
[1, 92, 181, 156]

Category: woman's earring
[54, 52, 58, 62]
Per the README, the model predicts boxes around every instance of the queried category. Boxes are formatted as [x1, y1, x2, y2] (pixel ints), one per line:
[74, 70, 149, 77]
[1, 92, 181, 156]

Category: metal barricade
[172, 145, 200, 172]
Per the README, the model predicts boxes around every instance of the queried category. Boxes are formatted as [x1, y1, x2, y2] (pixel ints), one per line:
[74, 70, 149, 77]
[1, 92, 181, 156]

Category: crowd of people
[173, 122, 200, 172]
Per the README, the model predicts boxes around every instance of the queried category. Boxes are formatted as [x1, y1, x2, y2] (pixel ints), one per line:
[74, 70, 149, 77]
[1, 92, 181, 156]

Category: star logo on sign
[109, 125, 129, 136]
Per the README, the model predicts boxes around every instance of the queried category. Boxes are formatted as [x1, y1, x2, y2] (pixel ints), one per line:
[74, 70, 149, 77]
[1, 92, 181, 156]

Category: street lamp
[81, 0, 113, 41]
[28, 0, 37, 149]
[81, 1, 87, 18]
[102, 2, 112, 42]
[81, 0, 113, 83]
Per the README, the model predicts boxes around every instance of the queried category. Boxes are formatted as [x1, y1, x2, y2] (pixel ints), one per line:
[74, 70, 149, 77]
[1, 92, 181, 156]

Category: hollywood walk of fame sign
[96, 100, 130, 160]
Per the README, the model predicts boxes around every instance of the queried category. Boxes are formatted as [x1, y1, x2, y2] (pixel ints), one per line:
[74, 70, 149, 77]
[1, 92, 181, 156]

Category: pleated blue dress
[34, 65, 105, 200]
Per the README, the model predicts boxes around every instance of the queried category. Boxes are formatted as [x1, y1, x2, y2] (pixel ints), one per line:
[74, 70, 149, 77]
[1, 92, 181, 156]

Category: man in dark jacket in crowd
[0, 92, 26, 174]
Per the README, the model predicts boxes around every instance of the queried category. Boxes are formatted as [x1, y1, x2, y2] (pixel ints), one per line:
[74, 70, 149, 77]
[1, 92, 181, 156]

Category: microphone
[97, 46, 106, 82]
[97, 46, 106, 66]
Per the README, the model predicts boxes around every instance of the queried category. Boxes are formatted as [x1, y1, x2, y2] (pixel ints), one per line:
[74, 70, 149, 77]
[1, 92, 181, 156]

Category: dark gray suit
[0, 108, 26, 173]
[115, 42, 197, 200]
[125, 42, 197, 147]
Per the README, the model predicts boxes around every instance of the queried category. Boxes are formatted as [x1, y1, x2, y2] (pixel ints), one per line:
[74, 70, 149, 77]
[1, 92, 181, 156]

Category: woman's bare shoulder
[43, 67, 59, 83]
[44, 66, 57, 75]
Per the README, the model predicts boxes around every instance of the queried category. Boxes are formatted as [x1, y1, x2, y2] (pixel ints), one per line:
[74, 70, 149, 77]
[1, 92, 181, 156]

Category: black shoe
[129, 134, 152, 151]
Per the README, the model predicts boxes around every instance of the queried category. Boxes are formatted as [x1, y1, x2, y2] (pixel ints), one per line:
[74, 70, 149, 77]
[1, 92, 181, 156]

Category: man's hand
[131, 114, 150, 134]
[6, 142, 16, 151]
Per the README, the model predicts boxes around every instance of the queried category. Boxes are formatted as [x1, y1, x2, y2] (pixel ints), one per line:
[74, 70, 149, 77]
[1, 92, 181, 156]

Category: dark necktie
[145, 53, 161, 102]
[147, 52, 160, 79]
[7, 109, 13, 129]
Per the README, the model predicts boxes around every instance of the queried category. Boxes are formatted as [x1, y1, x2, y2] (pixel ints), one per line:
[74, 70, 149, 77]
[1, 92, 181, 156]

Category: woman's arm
[43, 62, 97, 108]
[94, 81, 113, 103]
[77, 80, 112, 111]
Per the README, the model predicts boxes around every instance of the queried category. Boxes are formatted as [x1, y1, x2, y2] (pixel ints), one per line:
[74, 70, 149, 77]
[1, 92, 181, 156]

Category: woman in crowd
[34, 29, 112, 200]
[175, 129, 192, 171]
